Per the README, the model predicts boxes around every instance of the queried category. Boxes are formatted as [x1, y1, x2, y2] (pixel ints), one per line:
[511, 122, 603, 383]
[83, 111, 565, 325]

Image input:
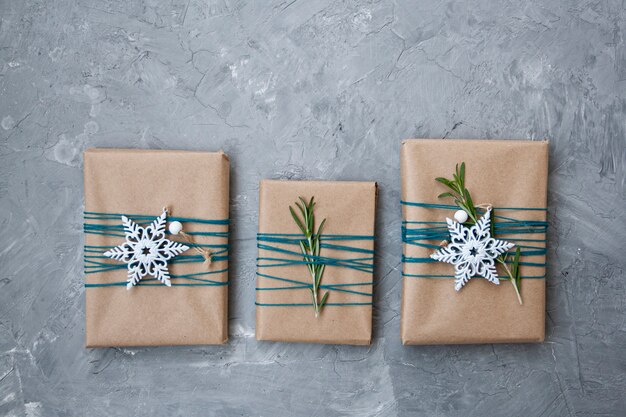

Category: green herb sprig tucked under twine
[289, 197, 329, 317]
[436, 163, 524, 304]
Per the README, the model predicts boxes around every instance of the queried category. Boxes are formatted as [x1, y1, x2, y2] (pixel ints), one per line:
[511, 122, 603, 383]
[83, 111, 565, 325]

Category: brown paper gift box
[255, 180, 377, 345]
[83, 148, 229, 347]
[400, 139, 549, 345]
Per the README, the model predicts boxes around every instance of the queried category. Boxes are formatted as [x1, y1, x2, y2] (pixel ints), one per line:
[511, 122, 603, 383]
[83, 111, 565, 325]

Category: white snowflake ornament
[103, 209, 189, 289]
[430, 209, 514, 291]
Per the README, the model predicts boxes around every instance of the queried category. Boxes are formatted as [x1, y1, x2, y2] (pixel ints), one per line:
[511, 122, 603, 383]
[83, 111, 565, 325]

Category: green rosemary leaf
[438, 192, 454, 199]
[298, 197, 310, 227]
[315, 265, 325, 288]
[317, 264, 326, 287]
[462, 187, 471, 205]
[309, 212, 315, 236]
[295, 200, 306, 219]
[319, 291, 329, 309]
[317, 218, 326, 237]
[460, 162, 465, 186]
[514, 247, 522, 298]
[307, 198, 315, 233]
[490, 207, 496, 237]
[290, 206, 306, 235]
[464, 189, 476, 219]
[435, 177, 453, 187]
[513, 246, 521, 280]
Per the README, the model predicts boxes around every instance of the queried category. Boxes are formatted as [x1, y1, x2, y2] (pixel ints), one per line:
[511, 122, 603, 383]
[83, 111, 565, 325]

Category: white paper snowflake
[104, 209, 189, 289]
[430, 209, 514, 291]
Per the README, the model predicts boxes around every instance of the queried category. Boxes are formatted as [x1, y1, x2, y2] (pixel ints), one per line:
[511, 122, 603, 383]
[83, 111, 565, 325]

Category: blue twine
[255, 302, 371, 307]
[400, 201, 547, 211]
[83, 212, 229, 288]
[84, 211, 229, 225]
[402, 202, 547, 279]
[402, 273, 546, 279]
[256, 233, 374, 307]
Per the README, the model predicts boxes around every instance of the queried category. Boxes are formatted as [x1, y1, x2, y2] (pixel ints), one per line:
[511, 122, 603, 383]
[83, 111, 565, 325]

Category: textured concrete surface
[1, 0, 625, 416]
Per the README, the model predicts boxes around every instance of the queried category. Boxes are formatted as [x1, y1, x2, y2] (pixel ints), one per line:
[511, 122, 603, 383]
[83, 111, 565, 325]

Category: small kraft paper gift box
[400, 139, 549, 345]
[83, 149, 229, 347]
[256, 180, 377, 345]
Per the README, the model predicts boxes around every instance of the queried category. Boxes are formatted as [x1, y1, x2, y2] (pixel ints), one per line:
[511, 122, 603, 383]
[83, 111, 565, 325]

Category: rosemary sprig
[436, 162, 523, 304]
[289, 196, 329, 317]
[435, 162, 478, 224]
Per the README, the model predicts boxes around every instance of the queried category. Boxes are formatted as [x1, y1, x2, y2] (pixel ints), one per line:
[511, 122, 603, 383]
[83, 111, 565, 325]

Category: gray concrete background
[1, 0, 625, 416]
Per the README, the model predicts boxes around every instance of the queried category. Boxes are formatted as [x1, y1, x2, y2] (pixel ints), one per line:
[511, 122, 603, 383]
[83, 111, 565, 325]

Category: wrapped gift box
[83, 148, 229, 347]
[256, 180, 377, 345]
[400, 139, 549, 344]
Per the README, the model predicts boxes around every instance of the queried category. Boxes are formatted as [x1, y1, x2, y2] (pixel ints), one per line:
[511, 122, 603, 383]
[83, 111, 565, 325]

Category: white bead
[168, 221, 183, 235]
[454, 210, 469, 223]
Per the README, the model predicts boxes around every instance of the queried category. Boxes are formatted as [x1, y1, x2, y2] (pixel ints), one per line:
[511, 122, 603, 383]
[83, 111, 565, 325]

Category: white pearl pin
[453, 209, 469, 223]
[168, 221, 183, 235]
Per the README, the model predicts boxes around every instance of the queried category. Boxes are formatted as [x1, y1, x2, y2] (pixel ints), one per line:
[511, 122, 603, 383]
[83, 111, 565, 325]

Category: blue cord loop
[401, 202, 548, 279]
[83, 212, 229, 287]
[255, 233, 375, 307]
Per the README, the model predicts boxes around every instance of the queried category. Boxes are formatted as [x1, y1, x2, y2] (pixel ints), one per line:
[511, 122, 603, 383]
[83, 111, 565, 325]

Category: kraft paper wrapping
[256, 180, 377, 345]
[84, 148, 229, 347]
[401, 139, 549, 345]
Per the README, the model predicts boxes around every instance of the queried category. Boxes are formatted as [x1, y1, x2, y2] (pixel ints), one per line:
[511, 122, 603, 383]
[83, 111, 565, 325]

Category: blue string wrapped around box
[255, 233, 374, 307]
[84, 212, 229, 287]
[401, 202, 548, 277]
